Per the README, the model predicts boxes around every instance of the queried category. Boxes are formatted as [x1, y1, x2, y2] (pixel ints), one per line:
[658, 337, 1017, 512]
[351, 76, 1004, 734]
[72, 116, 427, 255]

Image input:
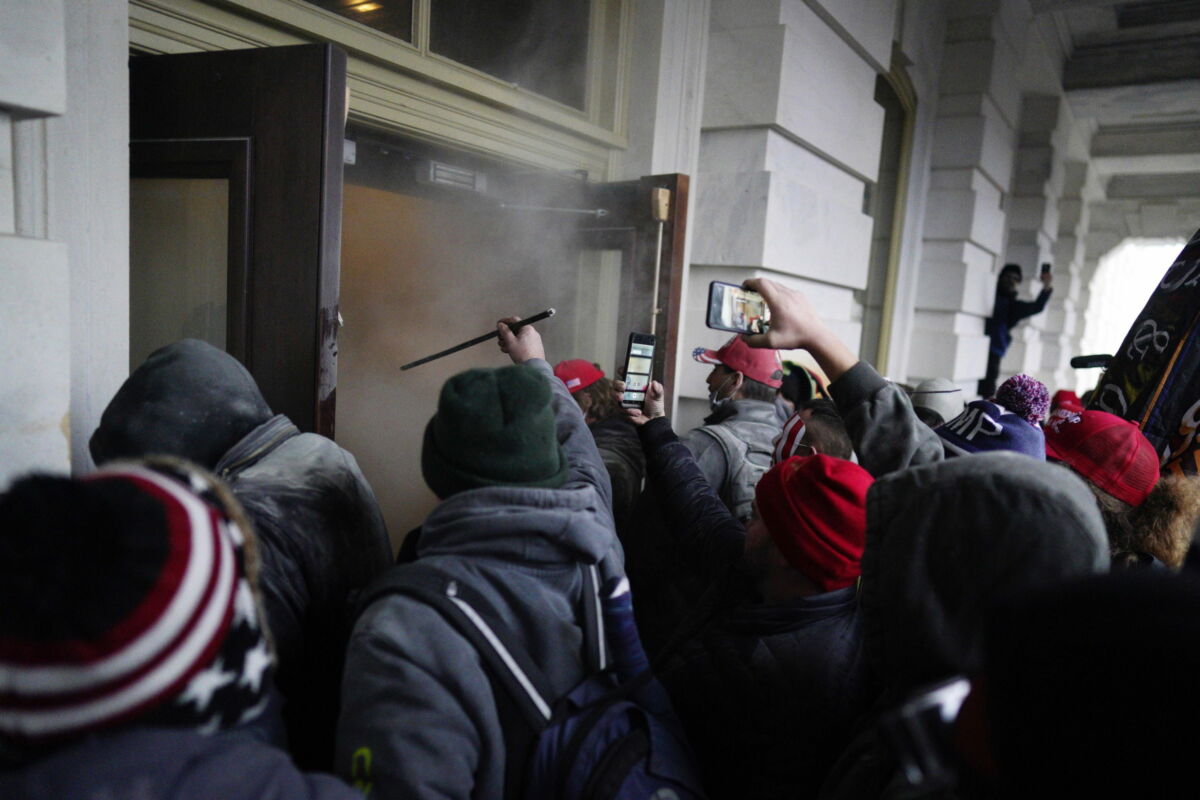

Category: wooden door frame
[580, 173, 688, 398]
[130, 43, 346, 437]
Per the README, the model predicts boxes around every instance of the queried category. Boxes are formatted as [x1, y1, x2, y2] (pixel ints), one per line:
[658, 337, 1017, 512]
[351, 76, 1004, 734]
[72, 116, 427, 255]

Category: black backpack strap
[579, 562, 607, 674]
[358, 566, 554, 733]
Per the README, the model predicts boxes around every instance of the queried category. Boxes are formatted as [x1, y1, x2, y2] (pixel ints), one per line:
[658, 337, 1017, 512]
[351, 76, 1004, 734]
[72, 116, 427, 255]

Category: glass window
[304, 0, 414, 42]
[129, 178, 229, 369]
[430, 0, 591, 110]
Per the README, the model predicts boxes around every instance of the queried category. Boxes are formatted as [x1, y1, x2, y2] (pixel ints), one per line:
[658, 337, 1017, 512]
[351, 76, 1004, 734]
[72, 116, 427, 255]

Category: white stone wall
[908, 0, 1034, 394]
[0, 0, 128, 488]
[55, 0, 130, 473]
[876, 0, 948, 382]
[0, 0, 71, 486]
[683, 0, 897, 430]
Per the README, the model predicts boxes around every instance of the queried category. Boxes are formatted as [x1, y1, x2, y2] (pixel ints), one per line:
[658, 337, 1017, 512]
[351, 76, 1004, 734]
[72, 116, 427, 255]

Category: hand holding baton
[399, 308, 556, 371]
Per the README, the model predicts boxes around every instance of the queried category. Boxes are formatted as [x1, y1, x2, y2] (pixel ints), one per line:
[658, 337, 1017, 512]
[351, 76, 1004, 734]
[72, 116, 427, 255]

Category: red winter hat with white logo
[1043, 409, 1160, 507]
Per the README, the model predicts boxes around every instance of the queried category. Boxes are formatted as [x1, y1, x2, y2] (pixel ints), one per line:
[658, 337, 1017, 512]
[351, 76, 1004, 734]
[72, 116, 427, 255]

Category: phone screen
[622, 335, 655, 408]
[707, 282, 770, 334]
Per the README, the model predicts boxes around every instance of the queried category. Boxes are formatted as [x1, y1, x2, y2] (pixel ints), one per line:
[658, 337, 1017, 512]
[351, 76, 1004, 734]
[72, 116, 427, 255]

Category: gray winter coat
[681, 399, 781, 520]
[817, 452, 1108, 799]
[0, 727, 358, 800]
[335, 358, 622, 800]
[89, 339, 392, 768]
[828, 362, 946, 479]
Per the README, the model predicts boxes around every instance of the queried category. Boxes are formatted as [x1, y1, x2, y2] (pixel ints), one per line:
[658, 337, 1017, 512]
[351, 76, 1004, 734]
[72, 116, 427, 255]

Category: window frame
[132, 0, 630, 177]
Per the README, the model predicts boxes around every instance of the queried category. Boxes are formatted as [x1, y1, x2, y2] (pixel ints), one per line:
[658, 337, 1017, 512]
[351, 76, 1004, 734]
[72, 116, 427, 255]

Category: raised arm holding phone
[737, 278, 946, 477]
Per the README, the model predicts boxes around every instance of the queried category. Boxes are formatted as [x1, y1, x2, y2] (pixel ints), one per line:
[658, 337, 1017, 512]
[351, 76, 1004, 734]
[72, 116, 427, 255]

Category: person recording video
[979, 263, 1053, 399]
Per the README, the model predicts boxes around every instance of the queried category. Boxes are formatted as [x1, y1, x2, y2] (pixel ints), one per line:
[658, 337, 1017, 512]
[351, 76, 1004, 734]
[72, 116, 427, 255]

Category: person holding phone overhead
[979, 263, 1053, 399]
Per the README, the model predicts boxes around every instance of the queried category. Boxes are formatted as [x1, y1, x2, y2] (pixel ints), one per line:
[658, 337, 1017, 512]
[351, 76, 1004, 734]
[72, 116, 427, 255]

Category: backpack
[358, 565, 707, 800]
[695, 420, 776, 522]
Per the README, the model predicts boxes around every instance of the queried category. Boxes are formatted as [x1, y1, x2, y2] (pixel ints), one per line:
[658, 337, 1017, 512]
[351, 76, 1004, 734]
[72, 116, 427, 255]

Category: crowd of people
[3, 281, 1200, 799]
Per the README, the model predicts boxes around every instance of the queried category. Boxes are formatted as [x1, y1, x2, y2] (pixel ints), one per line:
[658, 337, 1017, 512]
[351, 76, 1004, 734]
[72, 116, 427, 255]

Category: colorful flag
[1090, 227, 1200, 476]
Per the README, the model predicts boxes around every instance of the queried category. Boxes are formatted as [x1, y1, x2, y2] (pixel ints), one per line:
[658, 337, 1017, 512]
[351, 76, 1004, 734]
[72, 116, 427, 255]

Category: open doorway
[858, 71, 914, 371]
[336, 130, 686, 547]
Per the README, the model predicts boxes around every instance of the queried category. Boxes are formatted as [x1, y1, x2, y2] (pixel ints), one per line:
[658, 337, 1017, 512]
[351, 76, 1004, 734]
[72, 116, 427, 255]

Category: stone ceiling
[1036, 0, 1200, 249]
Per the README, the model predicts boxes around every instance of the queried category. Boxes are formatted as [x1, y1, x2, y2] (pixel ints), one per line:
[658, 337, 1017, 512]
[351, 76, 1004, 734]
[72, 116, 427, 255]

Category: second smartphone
[621, 332, 656, 408]
[707, 281, 770, 334]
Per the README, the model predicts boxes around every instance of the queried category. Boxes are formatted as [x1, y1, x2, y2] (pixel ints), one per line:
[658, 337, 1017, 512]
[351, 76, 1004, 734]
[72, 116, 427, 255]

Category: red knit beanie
[754, 454, 874, 592]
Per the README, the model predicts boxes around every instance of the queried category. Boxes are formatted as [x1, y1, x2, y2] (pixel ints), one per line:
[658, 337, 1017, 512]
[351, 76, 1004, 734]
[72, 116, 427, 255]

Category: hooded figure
[0, 461, 358, 800]
[89, 339, 390, 769]
[336, 321, 624, 799]
[817, 452, 1108, 799]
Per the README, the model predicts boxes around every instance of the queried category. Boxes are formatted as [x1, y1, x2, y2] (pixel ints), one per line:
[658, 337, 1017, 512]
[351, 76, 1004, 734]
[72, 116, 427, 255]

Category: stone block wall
[909, 0, 1032, 390]
[682, 0, 897, 430]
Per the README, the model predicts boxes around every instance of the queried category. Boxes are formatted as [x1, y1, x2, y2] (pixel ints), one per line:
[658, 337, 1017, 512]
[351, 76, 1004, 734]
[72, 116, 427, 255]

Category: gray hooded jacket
[335, 358, 622, 800]
[828, 361, 946, 479]
[89, 339, 391, 769]
[0, 727, 358, 800]
[817, 452, 1108, 799]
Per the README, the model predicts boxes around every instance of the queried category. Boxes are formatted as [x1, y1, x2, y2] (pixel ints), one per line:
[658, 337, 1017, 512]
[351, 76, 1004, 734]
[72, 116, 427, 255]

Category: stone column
[1041, 159, 1104, 392]
[0, 0, 71, 483]
[908, 0, 1030, 392]
[53, 0, 130, 473]
[1000, 93, 1066, 386]
[683, 0, 895, 430]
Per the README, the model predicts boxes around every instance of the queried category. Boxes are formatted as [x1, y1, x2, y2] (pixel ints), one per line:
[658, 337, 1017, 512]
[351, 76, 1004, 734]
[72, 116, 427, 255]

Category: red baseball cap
[693, 336, 784, 388]
[553, 360, 604, 394]
[754, 454, 874, 591]
[1043, 409, 1160, 507]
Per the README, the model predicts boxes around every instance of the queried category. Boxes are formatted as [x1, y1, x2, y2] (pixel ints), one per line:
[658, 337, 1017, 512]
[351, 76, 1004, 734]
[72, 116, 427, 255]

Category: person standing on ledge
[979, 263, 1053, 398]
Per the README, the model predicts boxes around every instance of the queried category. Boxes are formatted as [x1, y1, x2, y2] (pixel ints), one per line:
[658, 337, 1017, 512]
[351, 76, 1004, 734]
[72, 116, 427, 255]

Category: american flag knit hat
[0, 461, 274, 743]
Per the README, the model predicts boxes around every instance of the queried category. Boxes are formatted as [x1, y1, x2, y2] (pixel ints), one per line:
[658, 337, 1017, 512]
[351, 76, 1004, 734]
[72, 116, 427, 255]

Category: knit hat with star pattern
[0, 459, 275, 744]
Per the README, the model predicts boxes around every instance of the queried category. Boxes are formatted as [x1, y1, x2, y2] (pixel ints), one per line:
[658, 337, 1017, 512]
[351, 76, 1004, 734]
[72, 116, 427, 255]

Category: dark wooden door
[577, 174, 689, 398]
[130, 44, 346, 436]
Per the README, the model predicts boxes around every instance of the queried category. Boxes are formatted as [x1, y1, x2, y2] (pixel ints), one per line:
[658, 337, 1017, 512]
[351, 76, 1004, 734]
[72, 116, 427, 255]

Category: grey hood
[861, 452, 1108, 695]
[419, 483, 615, 566]
[90, 339, 272, 469]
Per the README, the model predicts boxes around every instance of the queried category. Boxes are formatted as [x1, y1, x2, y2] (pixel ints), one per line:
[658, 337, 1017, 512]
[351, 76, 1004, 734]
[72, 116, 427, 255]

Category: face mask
[709, 373, 737, 412]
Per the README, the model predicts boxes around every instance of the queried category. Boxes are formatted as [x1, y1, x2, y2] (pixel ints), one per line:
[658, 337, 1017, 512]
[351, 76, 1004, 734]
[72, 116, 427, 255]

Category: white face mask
[708, 373, 737, 412]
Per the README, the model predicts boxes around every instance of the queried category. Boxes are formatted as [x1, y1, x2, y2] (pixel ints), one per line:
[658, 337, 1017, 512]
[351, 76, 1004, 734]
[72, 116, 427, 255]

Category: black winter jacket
[90, 339, 392, 769]
[637, 418, 874, 800]
[589, 412, 645, 534]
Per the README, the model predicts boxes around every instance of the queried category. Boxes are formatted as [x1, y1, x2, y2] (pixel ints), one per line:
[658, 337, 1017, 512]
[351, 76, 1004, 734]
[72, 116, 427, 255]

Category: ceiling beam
[1093, 154, 1200, 175]
[1064, 33, 1200, 89]
[1093, 122, 1200, 156]
[1106, 172, 1200, 199]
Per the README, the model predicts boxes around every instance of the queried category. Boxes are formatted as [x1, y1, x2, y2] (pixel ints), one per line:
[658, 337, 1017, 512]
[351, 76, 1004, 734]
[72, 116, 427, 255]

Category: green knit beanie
[422, 365, 569, 498]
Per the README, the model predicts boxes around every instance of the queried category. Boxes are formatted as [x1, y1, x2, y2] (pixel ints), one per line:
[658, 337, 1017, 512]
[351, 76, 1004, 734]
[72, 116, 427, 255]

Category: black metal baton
[399, 308, 557, 371]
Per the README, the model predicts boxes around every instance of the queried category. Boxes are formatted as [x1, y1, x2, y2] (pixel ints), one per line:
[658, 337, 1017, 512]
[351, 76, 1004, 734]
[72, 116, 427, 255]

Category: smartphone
[707, 281, 770, 334]
[621, 333, 656, 408]
[1040, 262, 1052, 276]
